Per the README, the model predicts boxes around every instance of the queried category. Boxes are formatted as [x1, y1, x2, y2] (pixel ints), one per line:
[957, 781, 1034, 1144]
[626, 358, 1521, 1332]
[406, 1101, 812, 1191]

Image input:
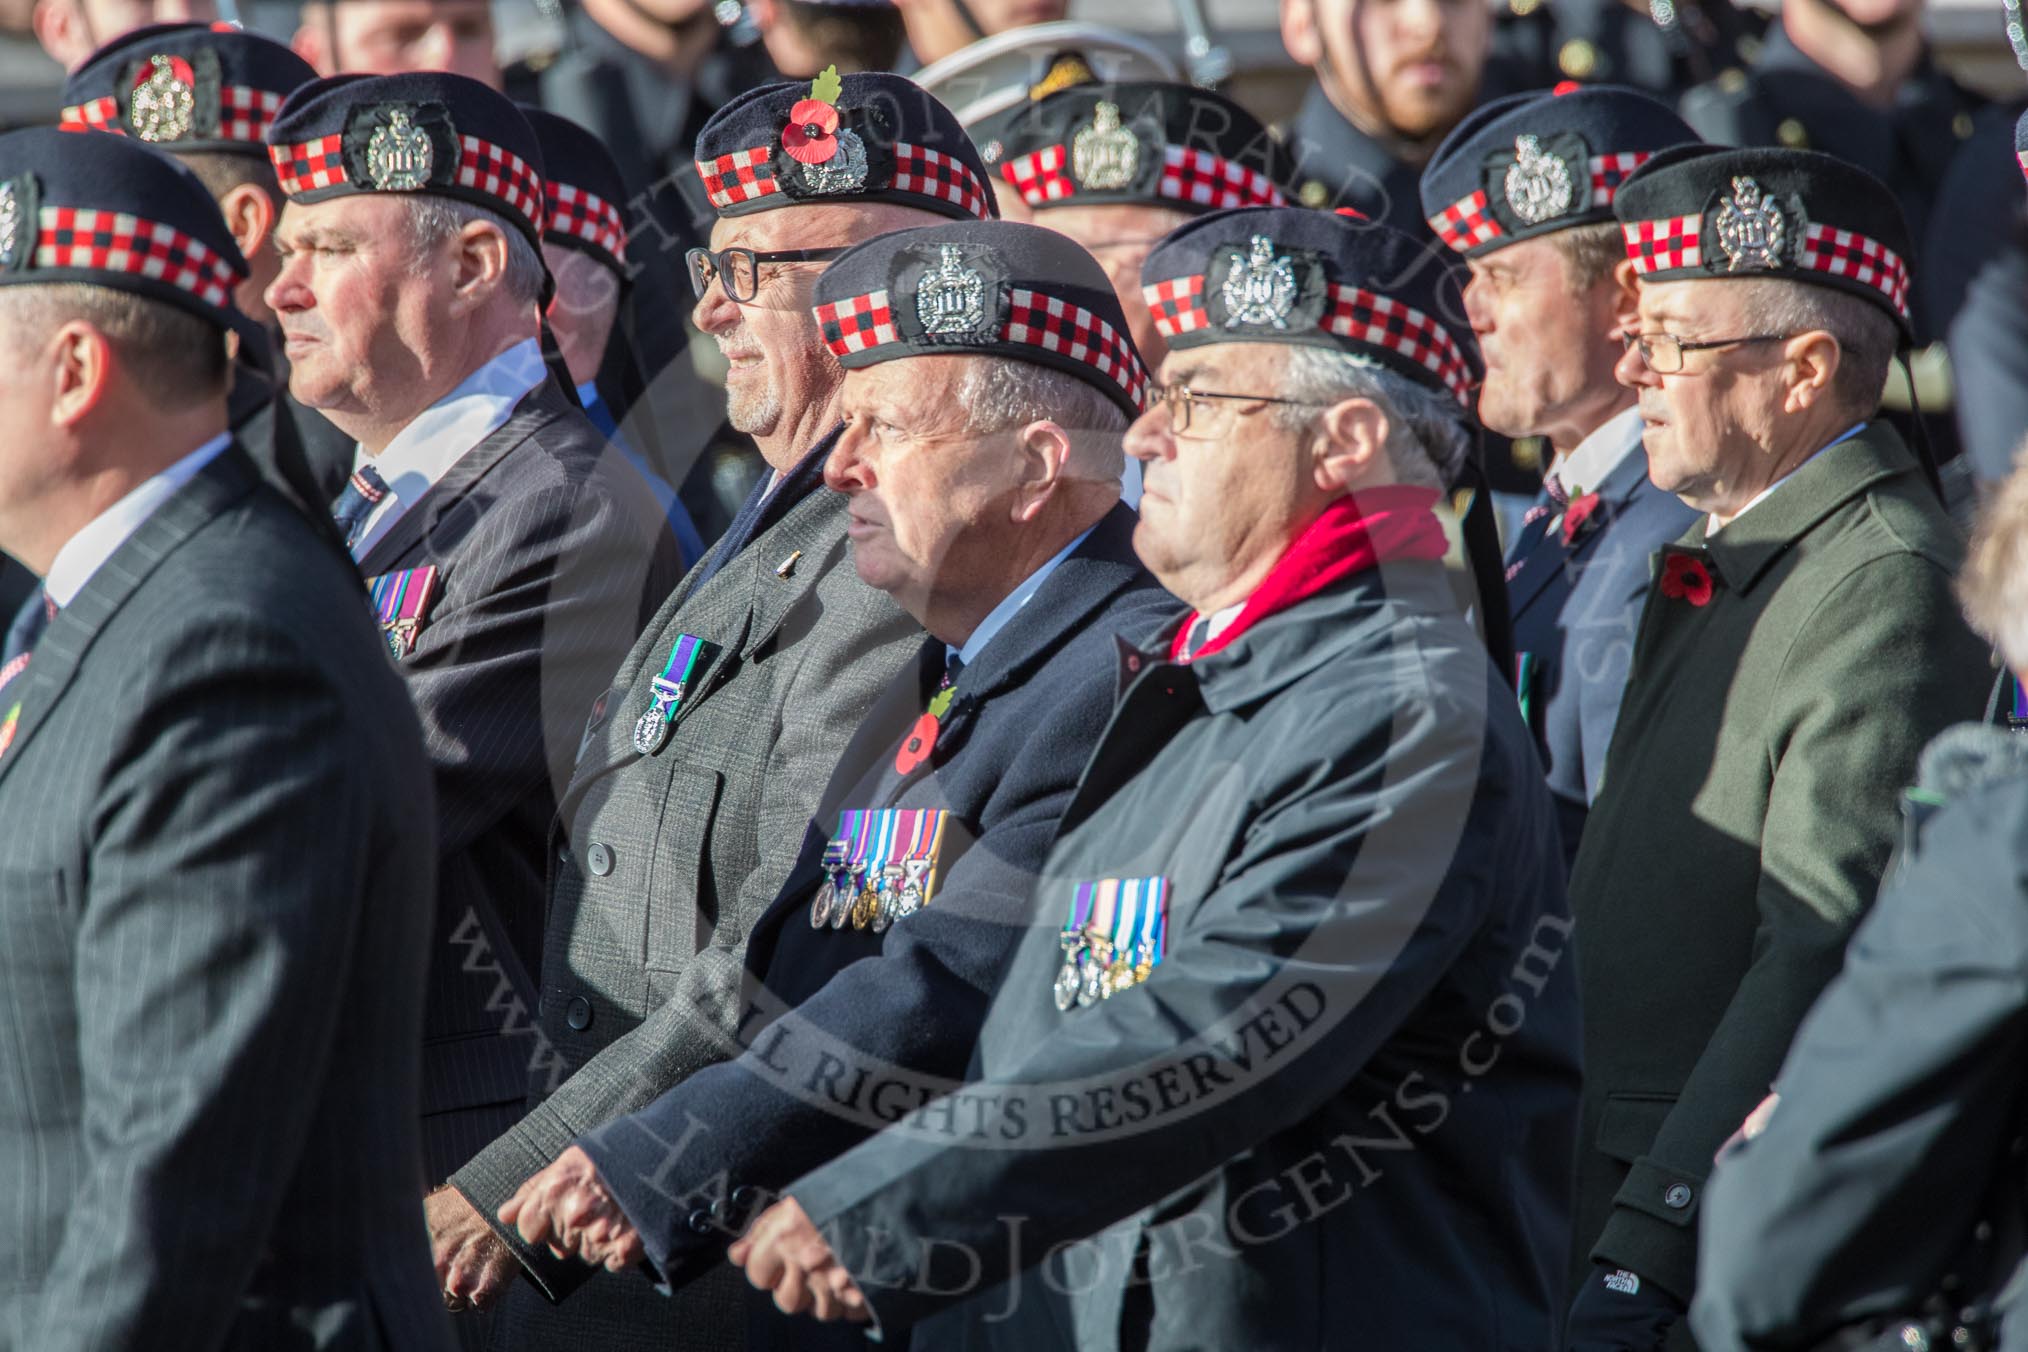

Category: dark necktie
[0, 589, 58, 699]
[1509, 473, 1572, 583]
[329, 463, 390, 550]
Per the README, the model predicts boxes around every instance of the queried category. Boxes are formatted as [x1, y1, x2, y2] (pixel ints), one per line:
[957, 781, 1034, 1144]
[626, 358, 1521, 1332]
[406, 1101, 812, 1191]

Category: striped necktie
[0, 589, 58, 699]
[329, 463, 391, 550]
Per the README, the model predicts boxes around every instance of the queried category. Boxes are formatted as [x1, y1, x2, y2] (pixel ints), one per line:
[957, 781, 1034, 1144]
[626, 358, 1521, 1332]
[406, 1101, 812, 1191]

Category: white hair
[1271, 346, 1472, 489]
[1959, 434, 2028, 671]
[953, 357, 1128, 480]
[404, 196, 546, 306]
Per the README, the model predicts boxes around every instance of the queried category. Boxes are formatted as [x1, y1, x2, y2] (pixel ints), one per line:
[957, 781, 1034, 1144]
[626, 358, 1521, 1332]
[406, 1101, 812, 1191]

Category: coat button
[587, 843, 614, 876]
[565, 995, 593, 1031]
[731, 1184, 760, 1211]
[556, 844, 570, 867]
[1663, 1183, 1692, 1210]
[687, 1207, 714, 1235]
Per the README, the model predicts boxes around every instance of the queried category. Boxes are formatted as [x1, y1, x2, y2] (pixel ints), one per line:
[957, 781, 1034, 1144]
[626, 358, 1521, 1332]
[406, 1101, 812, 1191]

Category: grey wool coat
[450, 428, 922, 1351]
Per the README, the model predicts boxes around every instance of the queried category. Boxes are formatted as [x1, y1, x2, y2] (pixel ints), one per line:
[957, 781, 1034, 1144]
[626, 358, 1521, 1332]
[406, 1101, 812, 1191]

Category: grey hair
[1271, 346, 1472, 489]
[1730, 277, 1898, 416]
[404, 197, 546, 307]
[953, 357, 1128, 479]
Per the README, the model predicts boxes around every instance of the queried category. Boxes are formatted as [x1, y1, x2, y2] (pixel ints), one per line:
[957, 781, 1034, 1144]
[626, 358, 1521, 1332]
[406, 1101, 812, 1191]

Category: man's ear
[31, 0, 86, 70]
[1313, 395, 1390, 493]
[1280, 0, 1323, 68]
[1781, 330, 1841, 414]
[50, 321, 112, 428]
[450, 219, 513, 310]
[218, 183, 279, 262]
[1010, 418, 1074, 523]
[1609, 259, 1641, 338]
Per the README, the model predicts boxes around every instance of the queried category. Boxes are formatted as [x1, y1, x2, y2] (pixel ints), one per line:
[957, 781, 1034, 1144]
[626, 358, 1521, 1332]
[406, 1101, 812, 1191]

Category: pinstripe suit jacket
[0, 445, 451, 1352]
[355, 378, 684, 1184]
[448, 430, 921, 1352]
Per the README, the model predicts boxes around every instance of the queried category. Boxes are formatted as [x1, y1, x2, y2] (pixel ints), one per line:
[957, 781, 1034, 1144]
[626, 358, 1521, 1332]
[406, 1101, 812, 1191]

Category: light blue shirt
[945, 525, 1095, 671]
[349, 338, 545, 561]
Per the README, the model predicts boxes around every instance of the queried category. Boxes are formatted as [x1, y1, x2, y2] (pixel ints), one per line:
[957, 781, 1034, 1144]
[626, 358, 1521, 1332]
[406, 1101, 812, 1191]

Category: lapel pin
[775, 550, 803, 579]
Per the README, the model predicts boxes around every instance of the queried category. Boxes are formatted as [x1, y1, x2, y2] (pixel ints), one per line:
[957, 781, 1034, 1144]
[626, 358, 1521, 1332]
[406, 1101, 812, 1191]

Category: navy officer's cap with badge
[0, 125, 247, 329]
[692, 67, 996, 223]
[1612, 144, 1915, 337]
[265, 70, 547, 255]
[1419, 83, 1699, 258]
[811, 218, 1150, 418]
[60, 21, 317, 156]
[1141, 206, 1478, 410]
[994, 81, 1295, 216]
[519, 104, 629, 280]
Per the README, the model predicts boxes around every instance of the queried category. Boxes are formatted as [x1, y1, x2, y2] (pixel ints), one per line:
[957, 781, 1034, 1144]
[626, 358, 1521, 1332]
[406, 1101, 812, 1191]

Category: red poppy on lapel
[1659, 552, 1714, 607]
[895, 712, 939, 776]
[1561, 491, 1602, 546]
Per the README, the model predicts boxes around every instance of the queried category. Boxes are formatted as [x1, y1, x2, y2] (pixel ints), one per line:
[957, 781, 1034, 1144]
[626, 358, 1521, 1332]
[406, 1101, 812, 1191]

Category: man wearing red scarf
[710, 207, 1580, 1349]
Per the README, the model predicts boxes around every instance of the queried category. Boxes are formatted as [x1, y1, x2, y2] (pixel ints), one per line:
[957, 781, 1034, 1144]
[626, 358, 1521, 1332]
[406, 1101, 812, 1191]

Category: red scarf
[1169, 486, 1449, 664]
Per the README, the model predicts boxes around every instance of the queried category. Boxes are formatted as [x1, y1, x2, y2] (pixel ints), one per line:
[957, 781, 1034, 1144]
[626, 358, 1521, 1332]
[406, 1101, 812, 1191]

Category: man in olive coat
[1564, 145, 1990, 1349]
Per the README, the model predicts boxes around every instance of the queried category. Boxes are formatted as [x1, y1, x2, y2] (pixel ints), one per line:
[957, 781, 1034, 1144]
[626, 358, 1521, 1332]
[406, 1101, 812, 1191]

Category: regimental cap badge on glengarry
[1070, 99, 1139, 190]
[1612, 144, 1914, 335]
[1419, 83, 1698, 258]
[1216, 233, 1303, 329]
[364, 107, 435, 190]
[0, 178, 21, 271]
[691, 68, 994, 222]
[812, 217, 1151, 417]
[60, 21, 317, 153]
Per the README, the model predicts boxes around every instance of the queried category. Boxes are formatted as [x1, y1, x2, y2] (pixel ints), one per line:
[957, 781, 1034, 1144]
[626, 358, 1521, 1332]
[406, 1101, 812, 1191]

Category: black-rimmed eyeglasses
[1155, 383, 1331, 437]
[685, 246, 850, 303]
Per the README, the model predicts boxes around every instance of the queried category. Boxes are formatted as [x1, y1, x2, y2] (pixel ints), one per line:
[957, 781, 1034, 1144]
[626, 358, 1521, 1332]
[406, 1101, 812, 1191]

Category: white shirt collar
[1551, 405, 1646, 500]
[945, 525, 1095, 671]
[349, 338, 545, 561]
[1707, 422, 1866, 537]
[45, 433, 232, 608]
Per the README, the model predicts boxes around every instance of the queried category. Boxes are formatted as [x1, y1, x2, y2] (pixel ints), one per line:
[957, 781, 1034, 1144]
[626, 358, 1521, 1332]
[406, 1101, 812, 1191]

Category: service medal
[833, 863, 863, 930]
[809, 868, 838, 929]
[633, 703, 672, 756]
[1078, 936, 1111, 1007]
[895, 857, 933, 920]
[1053, 958, 1082, 1012]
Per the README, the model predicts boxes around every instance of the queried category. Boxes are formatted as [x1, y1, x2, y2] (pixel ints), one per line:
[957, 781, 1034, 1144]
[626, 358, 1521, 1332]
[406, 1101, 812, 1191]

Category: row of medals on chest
[809, 853, 932, 933]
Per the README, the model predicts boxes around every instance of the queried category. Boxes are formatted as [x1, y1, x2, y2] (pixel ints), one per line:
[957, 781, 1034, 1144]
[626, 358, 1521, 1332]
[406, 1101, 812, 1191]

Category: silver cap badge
[802, 127, 869, 195]
[366, 110, 434, 191]
[130, 54, 195, 144]
[1503, 134, 1574, 225]
[1714, 176, 1789, 272]
[917, 244, 987, 335]
[1220, 234, 1298, 329]
[1071, 101, 1140, 191]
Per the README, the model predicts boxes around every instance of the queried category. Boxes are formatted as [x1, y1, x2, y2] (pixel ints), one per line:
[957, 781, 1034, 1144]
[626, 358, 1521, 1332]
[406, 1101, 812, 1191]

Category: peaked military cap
[1613, 144, 1914, 334]
[60, 22, 317, 156]
[811, 219, 1149, 418]
[692, 68, 995, 222]
[995, 81, 1295, 215]
[0, 125, 247, 328]
[519, 104, 628, 278]
[1420, 83, 1698, 257]
[1141, 206, 1477, 408]
[266, 71, 546, 253]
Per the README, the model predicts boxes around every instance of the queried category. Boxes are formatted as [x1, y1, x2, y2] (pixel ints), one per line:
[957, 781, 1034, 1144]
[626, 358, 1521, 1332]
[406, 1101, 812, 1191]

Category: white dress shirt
[45, 433, 232, 607]
[348, 338, 545, 561]
[1708, 422, 1866, 537]
[945, 525, 1095, 671]
[1550, 405, 1647, 500]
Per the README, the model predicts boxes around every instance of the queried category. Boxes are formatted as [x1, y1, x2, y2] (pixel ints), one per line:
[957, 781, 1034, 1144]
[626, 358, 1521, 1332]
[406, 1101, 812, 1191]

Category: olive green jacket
[1567, 422, 1989, 1311]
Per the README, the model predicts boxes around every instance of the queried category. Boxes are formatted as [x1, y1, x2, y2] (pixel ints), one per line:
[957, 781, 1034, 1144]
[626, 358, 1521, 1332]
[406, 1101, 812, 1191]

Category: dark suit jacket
[1569, 424, 1989, 1317]
[357, 378, 684, 1182]
[0, 446, 449, 1351]
[0, 556, 31, 632]
[570, 506, 1176, 1342]
[1505, 424, 1699, 866]
[789, 558, 1580, 1351]
[447, 429, 921, 1352]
